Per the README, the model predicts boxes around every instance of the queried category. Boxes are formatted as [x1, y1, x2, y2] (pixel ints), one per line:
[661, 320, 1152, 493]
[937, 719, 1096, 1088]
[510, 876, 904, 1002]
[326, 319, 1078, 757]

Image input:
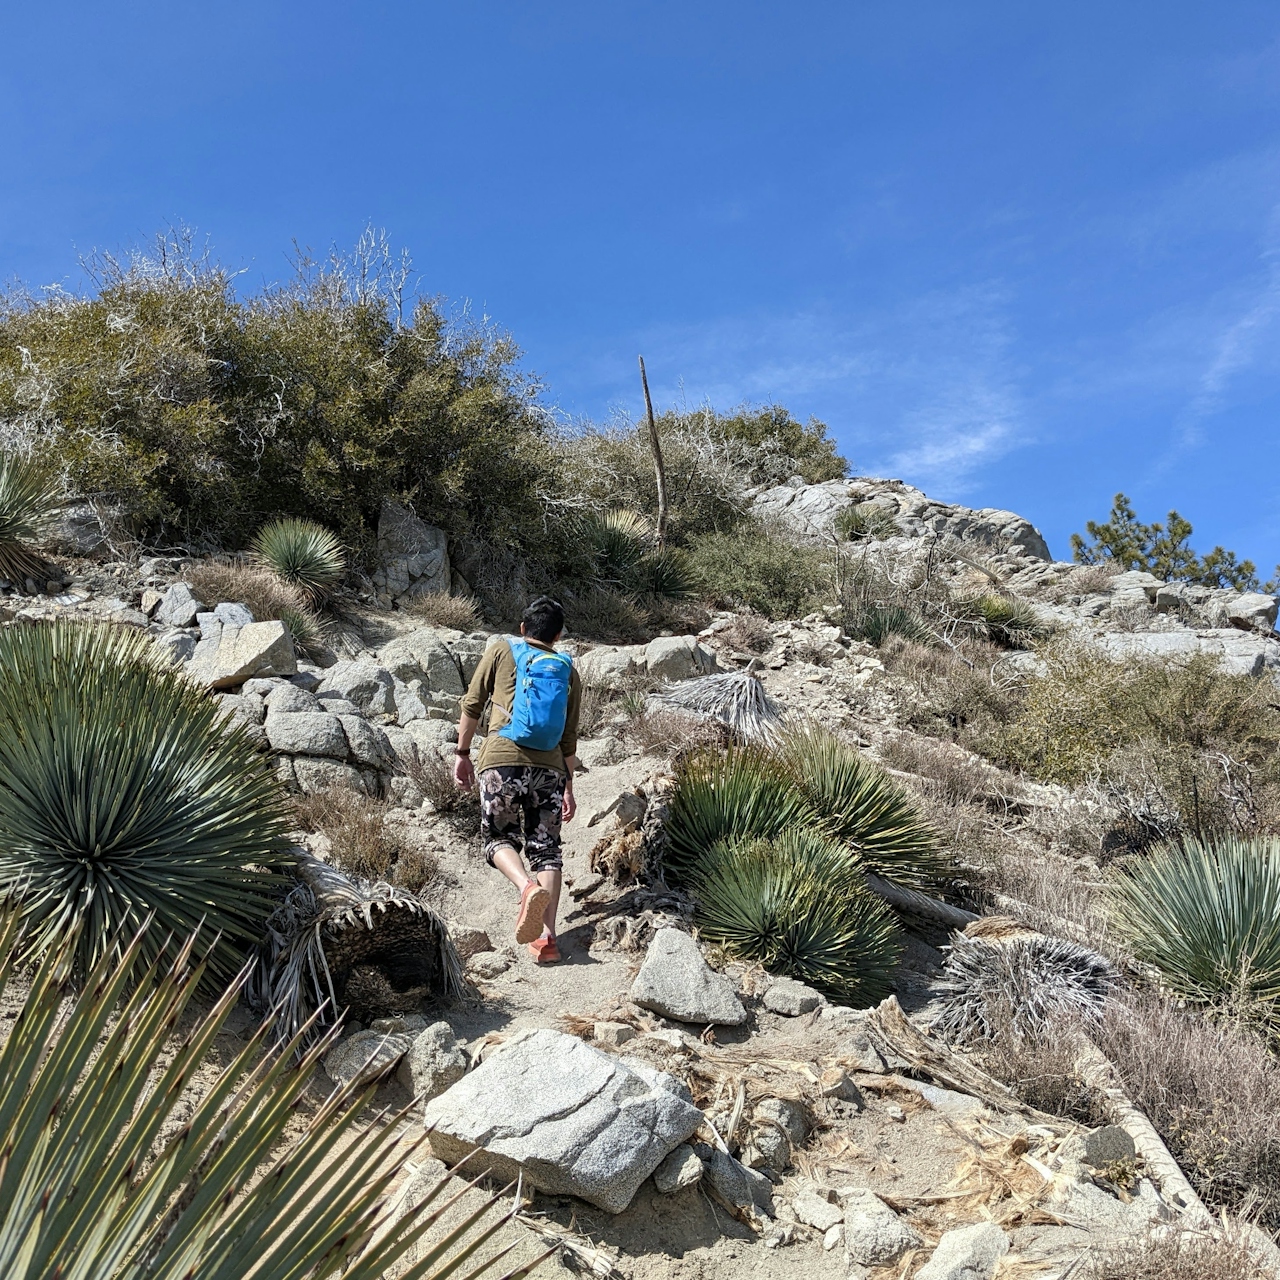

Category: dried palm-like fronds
[0, 912, 543, 1280]
[650, 671, 784, 744]
[250, 851, 464, 1047]
[932, 932, 1118, 1043]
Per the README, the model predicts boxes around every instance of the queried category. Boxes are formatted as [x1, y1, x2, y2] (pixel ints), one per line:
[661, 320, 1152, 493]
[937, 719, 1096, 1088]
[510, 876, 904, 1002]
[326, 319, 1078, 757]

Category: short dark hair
[522, 596, 565, 643]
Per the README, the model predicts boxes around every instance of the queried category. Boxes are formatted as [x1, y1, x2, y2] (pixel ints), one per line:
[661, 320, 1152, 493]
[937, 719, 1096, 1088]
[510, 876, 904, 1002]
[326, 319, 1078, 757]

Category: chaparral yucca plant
[0, 450, 62, 584]
[1107, 835, 1280, 1025]
[0, 621, 292, 983]
[780, 724, 949, 889]
[965, 593, 1049, 650]
[0, 913, 547, 1280]
[251, 516, 345, 601]
[691, 830, 902, 1004]
[665, 727, 946, 890]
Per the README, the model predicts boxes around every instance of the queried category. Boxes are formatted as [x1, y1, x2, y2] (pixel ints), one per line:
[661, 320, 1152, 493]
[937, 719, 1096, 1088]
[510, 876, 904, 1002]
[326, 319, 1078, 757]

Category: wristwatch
[455, 747, 471, 756]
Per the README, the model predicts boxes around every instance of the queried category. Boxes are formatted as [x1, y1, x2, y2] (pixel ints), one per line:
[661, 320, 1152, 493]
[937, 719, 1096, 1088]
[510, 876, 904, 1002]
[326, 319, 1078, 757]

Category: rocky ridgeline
[756, 474, 1280, 678]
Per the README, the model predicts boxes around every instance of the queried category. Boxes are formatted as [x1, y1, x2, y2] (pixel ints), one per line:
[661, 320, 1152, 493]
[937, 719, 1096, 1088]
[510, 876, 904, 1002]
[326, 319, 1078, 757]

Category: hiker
[452, 596, 581, 964]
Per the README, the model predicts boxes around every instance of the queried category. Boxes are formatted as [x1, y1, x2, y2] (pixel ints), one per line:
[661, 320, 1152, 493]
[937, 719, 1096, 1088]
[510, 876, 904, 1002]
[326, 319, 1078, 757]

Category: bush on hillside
[686, 524, 831, 618]
[557, 404, 846, 545]
[250, 516, 344, 600]
[0, 230, 553, 555]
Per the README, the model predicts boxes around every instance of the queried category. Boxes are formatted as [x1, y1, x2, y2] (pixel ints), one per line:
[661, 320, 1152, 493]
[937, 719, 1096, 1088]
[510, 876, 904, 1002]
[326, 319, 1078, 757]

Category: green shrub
[1107, 835, 1280, 1023]
[0, 914, 525, 1280]
[999, 647, 1280, 798]
[0, 622, 291, 983]
[0, 233, 553, 554]
[691, 830, 901, 1004]
[780, 724, 949, 887]
[558, 405, 846, 546]
[843, 603, 936, 648]
[250, 516, 344, 599]
[0, 451, 61, 584]
[686, 525, 831, 618]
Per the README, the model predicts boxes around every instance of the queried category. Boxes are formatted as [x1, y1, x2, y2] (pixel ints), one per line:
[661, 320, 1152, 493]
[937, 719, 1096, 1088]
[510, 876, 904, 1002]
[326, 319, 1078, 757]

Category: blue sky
[4, 2, 1280, 566]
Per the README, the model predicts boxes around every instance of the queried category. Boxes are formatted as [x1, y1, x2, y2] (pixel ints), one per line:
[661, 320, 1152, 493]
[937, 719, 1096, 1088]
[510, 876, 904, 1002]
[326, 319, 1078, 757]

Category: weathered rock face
[317, 661, 398, 717]
[1096, 628, 1280, 678]
[187, 619, 298, 689]
[372, 500, 451, 605]
[422, 1027, 703, 1213]
[630, 929, 748, 1026]
[156, 582, 205, 628]
[264, 711, 348, 758]
[751, 476, 1052, 561]
[1227, 592, 1279, 632]
[576, 644, 649, 689]
[645, 635, 719, 682]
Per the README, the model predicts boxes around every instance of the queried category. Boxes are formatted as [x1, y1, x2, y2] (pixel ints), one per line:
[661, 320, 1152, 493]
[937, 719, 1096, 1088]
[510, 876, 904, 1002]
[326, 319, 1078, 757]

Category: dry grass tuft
[1039, 561, 1123, 603]
[291, 790, 429, 885]
[402, 590, 483, 632]
[623, 707, 728, 758]
[187, 558, 326, 657]
[880, 733, 1009, 806]
[1094, 995, 1280, 1228]
[717, 612, 775, 655]
[1083, 1230, 1267, 1280]
[403, 748, 464, 812]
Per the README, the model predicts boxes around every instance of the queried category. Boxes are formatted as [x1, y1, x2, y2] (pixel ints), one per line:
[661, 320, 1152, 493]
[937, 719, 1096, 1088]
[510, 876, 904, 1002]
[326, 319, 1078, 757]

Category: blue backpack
[497, 638, 574, 752]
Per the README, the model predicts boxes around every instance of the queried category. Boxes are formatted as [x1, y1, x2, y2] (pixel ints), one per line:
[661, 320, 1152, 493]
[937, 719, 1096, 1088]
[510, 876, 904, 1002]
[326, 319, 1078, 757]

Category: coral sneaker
[514, 880, 551, 945]
[528, 937, 561, 964]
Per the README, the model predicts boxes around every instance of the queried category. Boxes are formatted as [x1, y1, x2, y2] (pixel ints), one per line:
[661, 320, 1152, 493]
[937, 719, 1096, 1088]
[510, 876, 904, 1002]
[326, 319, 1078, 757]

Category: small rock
[823, 1224, 843, 1251]
[653, 1143, 703, 1194]
[884, 1102, 906, 1123]
[265, 682, 321, 714]
[140, 588, 163, 616]
[396, 1021, 469, 1103]
[593, 1021, 638, 1047]
[752, 1122, 792, 1171]
[762, 976, 823, 1016]
[897, 1079, 986, 1119]
[371, 1014, 428, 1034]
[792, 1189, 844, 1233]
[1226, 592, 1278, 632]
[387, 776, 425, 808]
[324, 1029, 412, 1088]
[754, 1097, 808, 1146]
[629, 929, 747, 1026]
[569, 872, 606, 900]
[467, 951, 512, 980]
[1083, 1125, 1138, 1168]
[696, 1144, 774, 1214]
[916, 1222, 1009, 1280]
[841, 1188, 922, 1265]
[156, 582, 205, 628]
[818, 1067, 862, 1106]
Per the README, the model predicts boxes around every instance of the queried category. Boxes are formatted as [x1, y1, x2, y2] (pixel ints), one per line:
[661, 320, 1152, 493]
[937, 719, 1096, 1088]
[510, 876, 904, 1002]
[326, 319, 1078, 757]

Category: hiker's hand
[453, 754, 475, 790]
[562, 783, 577, 824]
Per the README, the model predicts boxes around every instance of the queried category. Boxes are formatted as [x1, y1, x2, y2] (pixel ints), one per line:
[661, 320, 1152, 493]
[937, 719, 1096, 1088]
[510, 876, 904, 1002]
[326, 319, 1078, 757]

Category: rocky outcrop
[422, 1027, 703, 1213]
[751, 476, 1052, 560]
[371, 500, 450, 605]
[187, 617, 297, 689]
[576, 637, 719, 690]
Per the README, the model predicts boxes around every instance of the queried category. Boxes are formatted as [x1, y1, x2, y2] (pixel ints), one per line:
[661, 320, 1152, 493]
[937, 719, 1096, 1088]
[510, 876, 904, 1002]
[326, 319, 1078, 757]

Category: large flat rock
[422, 1027, 702, 1213]
[630, 928, 748, 1026]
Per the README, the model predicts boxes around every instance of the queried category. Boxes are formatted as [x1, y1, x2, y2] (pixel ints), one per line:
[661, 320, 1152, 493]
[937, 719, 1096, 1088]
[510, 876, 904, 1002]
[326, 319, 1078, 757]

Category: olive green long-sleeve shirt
[460, 636, 581, 775]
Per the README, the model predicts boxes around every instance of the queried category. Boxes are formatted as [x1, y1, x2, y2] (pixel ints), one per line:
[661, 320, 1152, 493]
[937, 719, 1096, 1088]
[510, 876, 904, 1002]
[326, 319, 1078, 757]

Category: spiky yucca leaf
[845, 605, 936, 648]
[781, 724, 948, 888]
[580, 509, 651, 584]
[1107, 835, 1280, 1022]
[691, 831, 902, 1004]
[0, 622, 291, 983]
[0, 915, 547, 1280]
[663, 747, 810, 881]
[0, 451, 62, 584]
[628, 545, 698, 599]
[965, 593, 1049, 649]
[251, 517, 345, 599]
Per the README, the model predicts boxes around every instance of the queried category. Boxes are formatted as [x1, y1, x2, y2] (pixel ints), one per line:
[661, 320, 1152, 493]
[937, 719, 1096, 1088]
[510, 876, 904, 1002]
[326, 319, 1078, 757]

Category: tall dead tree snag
[638, 355, 669, 550]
